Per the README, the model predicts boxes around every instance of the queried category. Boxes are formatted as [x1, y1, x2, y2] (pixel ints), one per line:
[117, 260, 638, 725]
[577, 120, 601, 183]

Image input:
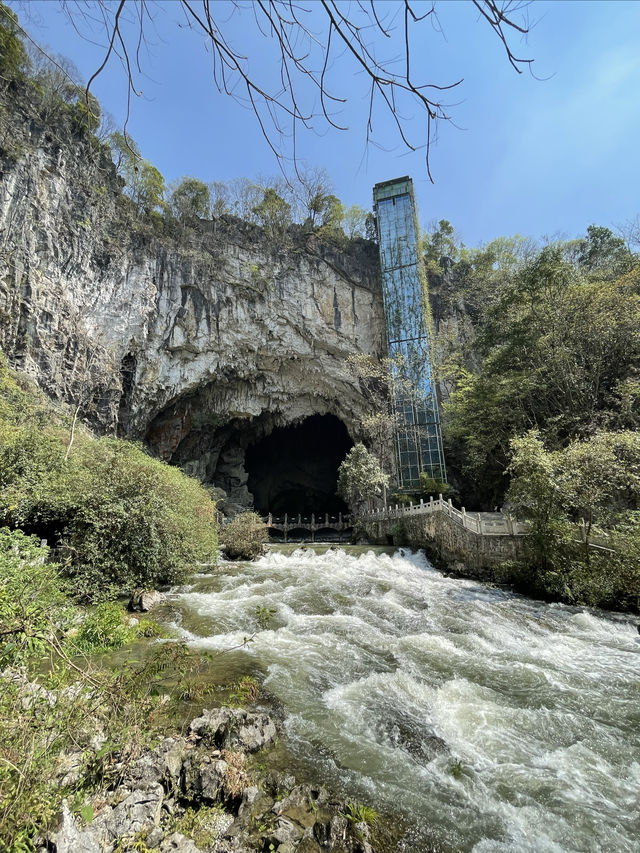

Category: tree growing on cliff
[168, 176, 211, 223]
[252, 187, 292, 235]
[0, 2, 28, 81]
[109, 131, 165, 214]
[337, 443, 389, 513]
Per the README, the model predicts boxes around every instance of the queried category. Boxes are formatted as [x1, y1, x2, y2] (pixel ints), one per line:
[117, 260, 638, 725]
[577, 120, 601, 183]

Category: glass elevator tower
[373, 176, 446, 488]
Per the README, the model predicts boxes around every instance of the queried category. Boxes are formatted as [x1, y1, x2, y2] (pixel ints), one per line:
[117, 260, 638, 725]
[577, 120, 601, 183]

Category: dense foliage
[427, 221, 640, 609]
[0, 354, 217, 601]
[504, 430, 640, 610]
[337, 443, 389, 511]
[221, 512, 269, 561]
[433, 228, 640, 508]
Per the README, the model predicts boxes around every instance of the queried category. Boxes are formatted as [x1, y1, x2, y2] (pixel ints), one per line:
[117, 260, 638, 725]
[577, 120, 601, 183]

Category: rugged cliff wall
[0, 88, 385, 510]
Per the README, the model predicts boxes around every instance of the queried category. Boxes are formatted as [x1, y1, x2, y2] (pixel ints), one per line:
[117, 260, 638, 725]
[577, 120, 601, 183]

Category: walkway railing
[360, 495, 530, 537]
[261, 513, 352, 542]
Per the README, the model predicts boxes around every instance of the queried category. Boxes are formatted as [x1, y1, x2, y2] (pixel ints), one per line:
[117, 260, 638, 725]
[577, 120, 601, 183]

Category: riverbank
[3, 543, 639, 852]
[49, 704, 388, 853]
[165, 546, 640, 853]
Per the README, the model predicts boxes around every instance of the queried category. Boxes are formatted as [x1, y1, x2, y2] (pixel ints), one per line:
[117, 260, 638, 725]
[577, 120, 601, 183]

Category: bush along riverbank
[0, 353, 217, 603]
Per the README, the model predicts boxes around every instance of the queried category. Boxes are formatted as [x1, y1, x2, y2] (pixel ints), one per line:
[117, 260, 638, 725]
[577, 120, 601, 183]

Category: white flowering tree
[337, 443, 389, 514]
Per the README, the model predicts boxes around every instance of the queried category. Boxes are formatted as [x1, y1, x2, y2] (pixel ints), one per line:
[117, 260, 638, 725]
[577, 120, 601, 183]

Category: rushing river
[168, 547, 640, 852]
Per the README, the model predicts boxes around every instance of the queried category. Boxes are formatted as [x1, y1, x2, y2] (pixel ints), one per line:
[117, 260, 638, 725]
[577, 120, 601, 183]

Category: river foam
[170, 547, 640, 852]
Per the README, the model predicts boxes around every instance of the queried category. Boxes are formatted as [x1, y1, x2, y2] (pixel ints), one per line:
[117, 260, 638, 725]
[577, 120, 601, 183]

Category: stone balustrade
[360, 495, 530, 537]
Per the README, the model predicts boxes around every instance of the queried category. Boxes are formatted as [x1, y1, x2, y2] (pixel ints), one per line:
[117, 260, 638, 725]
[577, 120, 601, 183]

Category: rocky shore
[49, 707, 379, 853]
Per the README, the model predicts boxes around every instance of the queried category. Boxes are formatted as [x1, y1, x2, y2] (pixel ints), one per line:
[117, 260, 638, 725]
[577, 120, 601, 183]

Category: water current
[168, 546, 640, 852]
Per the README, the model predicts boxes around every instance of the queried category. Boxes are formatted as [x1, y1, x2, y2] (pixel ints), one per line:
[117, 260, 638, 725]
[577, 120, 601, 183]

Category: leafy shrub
[419, 473, 457, 502]
[74, 602, 132, 651]
[0, 528, 69, 666]
[221, 512, 268, 560]
[52, 438, 218, 601]
[0, 355, 217, 601]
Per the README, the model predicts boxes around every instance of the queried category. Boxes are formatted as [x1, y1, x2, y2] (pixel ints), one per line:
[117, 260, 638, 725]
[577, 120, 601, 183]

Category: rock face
[0, 89, 385, 508]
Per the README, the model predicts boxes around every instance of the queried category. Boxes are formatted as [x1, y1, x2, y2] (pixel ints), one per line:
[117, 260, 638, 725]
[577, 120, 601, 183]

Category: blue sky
[12, 0, 640, 246]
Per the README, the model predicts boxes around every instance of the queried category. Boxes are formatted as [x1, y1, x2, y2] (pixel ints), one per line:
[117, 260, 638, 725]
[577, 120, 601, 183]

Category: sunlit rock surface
[0, 98, 385, 504]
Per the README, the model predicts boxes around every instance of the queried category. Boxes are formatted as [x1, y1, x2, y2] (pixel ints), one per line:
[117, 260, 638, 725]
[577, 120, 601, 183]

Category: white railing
[360, 495, 530, 537]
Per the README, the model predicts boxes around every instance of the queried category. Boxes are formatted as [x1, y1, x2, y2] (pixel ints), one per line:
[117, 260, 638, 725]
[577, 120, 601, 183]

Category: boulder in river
[128, 588, 166, 612]
[189, 707, 277, 752]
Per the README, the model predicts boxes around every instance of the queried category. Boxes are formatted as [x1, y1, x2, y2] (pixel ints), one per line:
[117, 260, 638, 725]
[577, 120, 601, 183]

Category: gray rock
[0, 101, 384, 489]
[242, 785, 260, 806]
[159, 832, 203, 853]
[129, 589, 166, 612]
[55, 750, 84, 787]
[82, 783, 164, 851]
[146, 825, 165, 848]
[127, 736, 188, 790]
[182, 753, 228, 802]
[49, 801, 101, 853]
[189, 708, 277, 753]
[273, 816, 303, 845]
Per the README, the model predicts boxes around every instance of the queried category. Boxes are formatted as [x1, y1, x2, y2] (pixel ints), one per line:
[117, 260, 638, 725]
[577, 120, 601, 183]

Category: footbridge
[262, 513, 352, 542]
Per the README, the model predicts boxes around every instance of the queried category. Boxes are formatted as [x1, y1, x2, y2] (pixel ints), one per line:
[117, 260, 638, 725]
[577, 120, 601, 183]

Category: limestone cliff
[0, 86, 385, 509]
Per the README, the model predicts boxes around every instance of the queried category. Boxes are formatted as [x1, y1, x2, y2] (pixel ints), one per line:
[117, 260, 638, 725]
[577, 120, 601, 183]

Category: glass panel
[373, 177, 447, 487]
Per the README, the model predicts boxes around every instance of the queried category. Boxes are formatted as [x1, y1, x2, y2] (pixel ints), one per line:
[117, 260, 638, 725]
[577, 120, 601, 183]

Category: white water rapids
[169, 547, 640, 852]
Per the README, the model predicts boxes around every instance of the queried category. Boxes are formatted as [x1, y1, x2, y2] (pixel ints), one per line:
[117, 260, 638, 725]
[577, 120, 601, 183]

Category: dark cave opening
[245, 414, 352, 515]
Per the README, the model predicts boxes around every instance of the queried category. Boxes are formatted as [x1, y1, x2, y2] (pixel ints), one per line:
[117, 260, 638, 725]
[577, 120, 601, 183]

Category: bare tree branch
[31, 0, 533, 181]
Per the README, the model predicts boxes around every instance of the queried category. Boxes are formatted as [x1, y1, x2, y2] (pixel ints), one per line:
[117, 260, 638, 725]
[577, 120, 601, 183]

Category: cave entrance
[245, 414, 352, 516]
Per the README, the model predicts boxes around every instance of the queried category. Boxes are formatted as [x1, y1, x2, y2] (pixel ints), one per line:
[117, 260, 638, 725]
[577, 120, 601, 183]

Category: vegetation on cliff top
[0, 2, 376, 258]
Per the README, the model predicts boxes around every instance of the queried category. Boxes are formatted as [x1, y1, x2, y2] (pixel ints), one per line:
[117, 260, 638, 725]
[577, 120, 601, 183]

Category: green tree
[169, 176, 211, 223]
[221, 511, 269, 561]
[424, 219, 459, 270]
[506, 429, 640, 609]
[209, 180, 231, 217]
[577, 225, 633, 279]
[507, 430, 568, 571]
[0, 2, 28, 80]
[443, 241, 640, 506]
[108, 131, 165, 214]
[342, 205, 369, 239]
[337, 443, 389, 512]
[252, 187, 292, 234]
